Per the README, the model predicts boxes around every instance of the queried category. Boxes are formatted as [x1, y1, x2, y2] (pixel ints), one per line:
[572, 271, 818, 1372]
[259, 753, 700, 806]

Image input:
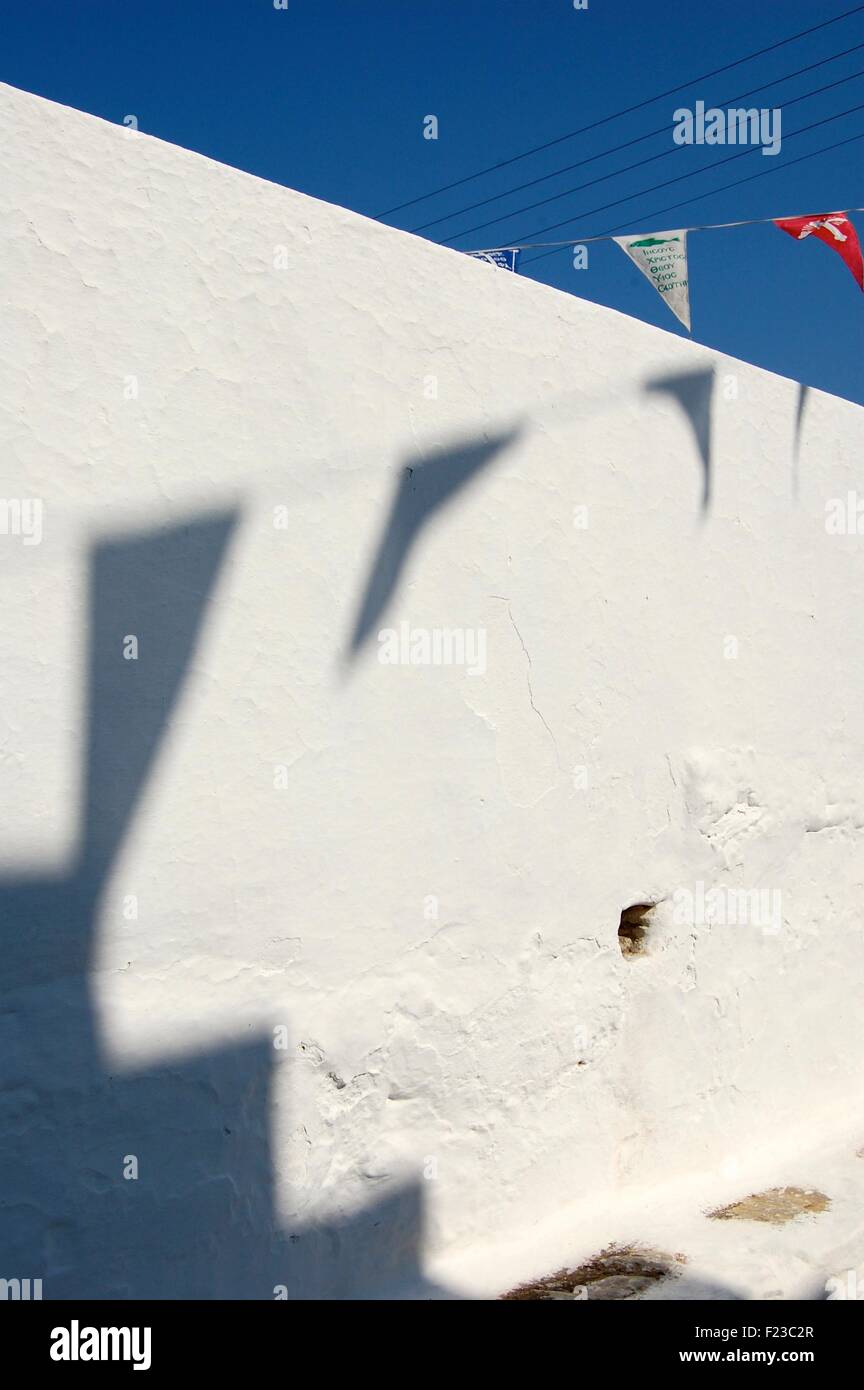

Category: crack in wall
[506, 604, 562, 770]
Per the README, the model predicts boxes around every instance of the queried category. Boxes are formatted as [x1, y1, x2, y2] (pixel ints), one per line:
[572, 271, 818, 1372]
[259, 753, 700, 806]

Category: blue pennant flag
[464, 248, 520, 273]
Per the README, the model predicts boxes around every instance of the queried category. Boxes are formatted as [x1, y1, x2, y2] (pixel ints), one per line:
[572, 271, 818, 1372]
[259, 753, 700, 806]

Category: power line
[374, 4, 864, 219]
[517, 130, 864, 267]
[504, 97, 864, 247]
[437, 66, 864, 245]
[409, 42, 864, 239]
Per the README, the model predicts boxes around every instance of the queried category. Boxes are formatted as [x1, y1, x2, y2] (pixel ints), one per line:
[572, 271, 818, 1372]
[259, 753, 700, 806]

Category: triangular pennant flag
[465, 248, 520, 272]
[613, 230, 691, 330]
[774, 212, 863, 291]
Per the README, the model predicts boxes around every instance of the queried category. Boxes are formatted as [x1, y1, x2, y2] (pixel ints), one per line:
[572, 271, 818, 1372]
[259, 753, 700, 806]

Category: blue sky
[3, 0, 863, 402]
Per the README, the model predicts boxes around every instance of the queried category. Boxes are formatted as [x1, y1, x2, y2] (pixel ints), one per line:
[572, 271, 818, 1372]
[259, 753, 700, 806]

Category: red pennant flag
[774, 212, 863, 291]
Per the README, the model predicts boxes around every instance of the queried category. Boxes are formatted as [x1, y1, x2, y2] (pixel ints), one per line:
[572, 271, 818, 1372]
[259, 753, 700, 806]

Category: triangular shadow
[346, 423, 523, 661]
[645, 368, 715, 515]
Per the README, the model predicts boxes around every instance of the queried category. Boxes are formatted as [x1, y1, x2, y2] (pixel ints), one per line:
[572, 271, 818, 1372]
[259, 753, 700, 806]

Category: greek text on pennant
[613, 230, 691, 330]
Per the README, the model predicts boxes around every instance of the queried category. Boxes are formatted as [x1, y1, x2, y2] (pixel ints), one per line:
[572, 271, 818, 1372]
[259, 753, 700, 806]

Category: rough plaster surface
[1, 82, 863, 1299]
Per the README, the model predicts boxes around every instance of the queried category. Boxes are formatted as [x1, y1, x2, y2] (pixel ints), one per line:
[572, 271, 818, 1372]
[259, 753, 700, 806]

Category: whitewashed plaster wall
[1, 82, 863, 1298]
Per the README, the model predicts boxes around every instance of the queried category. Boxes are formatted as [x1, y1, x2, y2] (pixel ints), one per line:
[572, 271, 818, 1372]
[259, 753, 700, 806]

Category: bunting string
[464, 207, 864, 332]
[468, 207, 864, 253]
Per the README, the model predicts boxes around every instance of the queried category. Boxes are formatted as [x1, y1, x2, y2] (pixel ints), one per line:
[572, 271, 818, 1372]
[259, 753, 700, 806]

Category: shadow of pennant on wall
[645, 368, 715, 514]
[346, 422, 523, 662]
[0, 509, 450, 1299]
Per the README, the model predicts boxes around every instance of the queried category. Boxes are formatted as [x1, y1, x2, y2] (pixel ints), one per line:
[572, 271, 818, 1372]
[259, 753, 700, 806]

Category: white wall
[1, 82, 863, 1298]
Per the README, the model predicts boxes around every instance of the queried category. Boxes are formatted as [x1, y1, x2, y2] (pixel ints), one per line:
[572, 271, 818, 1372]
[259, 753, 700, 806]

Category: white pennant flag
[613, 230, 691, 330]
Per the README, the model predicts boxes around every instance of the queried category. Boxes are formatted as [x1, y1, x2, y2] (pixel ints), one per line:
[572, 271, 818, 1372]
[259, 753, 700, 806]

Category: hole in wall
[618, 903, 655, 958]
[500, 1244, 682, 1301]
